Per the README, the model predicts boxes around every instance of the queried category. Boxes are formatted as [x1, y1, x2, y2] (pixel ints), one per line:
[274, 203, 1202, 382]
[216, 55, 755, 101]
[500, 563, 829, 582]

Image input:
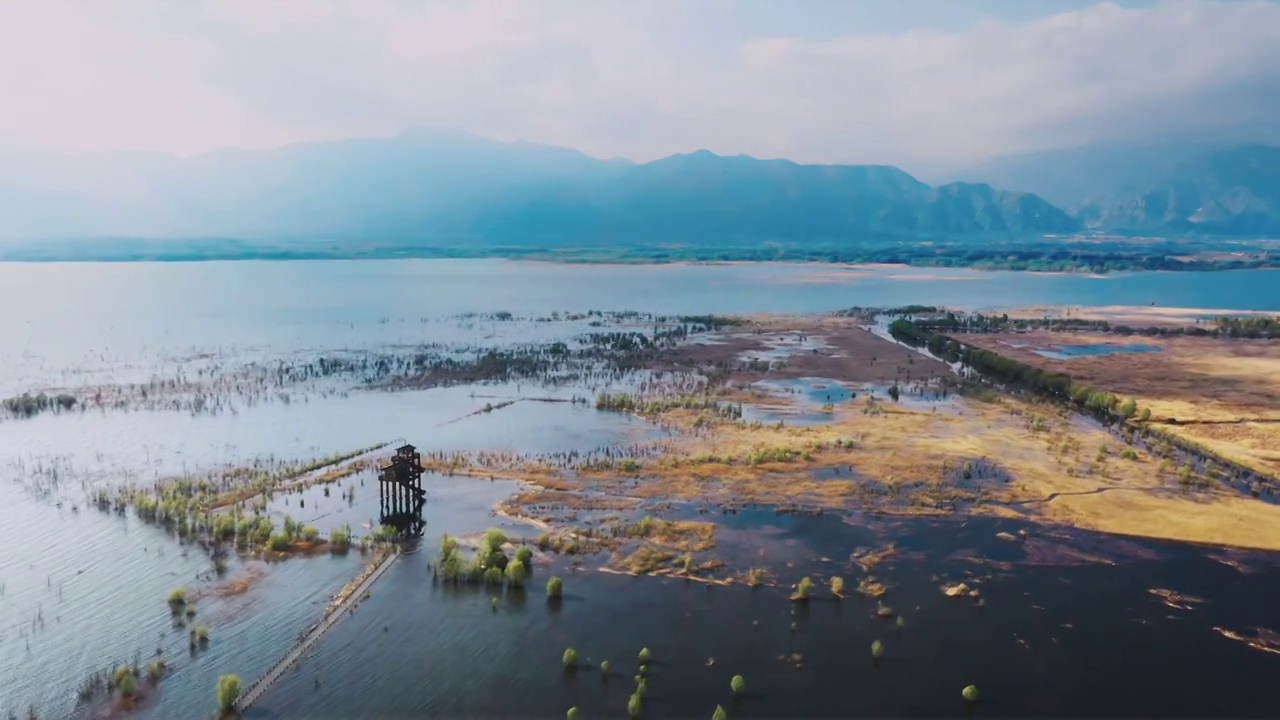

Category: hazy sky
[2, 0, 1278, 169]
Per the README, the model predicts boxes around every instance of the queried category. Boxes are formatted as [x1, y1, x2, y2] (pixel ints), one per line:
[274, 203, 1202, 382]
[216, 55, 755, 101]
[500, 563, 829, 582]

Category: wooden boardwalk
[236, 546, 402, 712]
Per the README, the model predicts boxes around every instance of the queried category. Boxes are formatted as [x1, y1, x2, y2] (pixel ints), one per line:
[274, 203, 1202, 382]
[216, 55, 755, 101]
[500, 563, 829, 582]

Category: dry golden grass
[573, 390, 1280, 551]
[1003, 305, 1278, 329]
[963, 332, 1280, 476]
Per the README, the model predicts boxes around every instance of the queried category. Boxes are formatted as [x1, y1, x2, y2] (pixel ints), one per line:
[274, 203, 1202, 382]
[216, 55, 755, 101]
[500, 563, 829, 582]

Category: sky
[1, 0, 1278, 170]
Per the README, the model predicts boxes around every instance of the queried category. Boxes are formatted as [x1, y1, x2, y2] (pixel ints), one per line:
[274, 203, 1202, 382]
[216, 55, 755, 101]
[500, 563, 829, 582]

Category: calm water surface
[2, 260, 1278, 719]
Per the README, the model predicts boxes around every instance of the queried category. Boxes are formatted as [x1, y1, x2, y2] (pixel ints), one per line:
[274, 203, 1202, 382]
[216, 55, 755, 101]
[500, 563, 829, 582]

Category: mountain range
[0, 129, 1276, 244]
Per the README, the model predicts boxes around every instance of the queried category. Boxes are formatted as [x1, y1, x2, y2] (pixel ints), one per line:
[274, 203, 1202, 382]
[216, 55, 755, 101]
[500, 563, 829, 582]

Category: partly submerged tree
[730, 674, 745, 695]
[505, 558, 528, 587]
[217, 674, 241, 715]
[563, 647, 578, 669]
[962, 684, 980, 702]
[713, 705, 728, 720]
[547, 576, 563, 598]
[795, 577, 813, 600]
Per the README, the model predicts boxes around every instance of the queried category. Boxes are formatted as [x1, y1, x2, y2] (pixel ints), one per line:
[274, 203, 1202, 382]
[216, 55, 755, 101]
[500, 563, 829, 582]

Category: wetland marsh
[3, 259, 1280, 719]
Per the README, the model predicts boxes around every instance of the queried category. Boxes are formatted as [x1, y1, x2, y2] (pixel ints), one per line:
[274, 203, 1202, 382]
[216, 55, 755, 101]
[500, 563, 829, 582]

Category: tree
[505, 559, 528, 587]
[796, 577, 812, 599]
[627, 693, 642, 718]
[547, 576, 563, 598]
[567, 708, 581, 720]
[730, 674, 745, 695]
[830, 576, 844, 596]
[563, 647, 577, 669]
[713, 705, 728, 720]
[216, 675, 241, 714]
[1140, 407, 1152, 423]
[871, 640, 884, 658]
[515, 545, 533, 568]
[887, 384, 901, 402]
[329, 524, 351, 553]
[962, 685, 980, 702]
[638, 647, 651, 662]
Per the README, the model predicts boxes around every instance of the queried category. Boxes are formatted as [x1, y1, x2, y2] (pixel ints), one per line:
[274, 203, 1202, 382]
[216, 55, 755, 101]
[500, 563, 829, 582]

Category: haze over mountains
[0, 130, 1276, 244]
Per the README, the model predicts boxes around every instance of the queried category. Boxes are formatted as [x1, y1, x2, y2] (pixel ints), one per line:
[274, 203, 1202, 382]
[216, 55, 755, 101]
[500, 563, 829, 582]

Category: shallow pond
[1032, 343, 1163, 360]
[251, 512, 1280, 718]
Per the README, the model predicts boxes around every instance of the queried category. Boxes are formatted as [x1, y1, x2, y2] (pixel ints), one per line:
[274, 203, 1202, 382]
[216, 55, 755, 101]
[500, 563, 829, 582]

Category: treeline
[904, 312, 1280, 340]
[888, 319, 1139, 420]
[2, 391, 77, 418]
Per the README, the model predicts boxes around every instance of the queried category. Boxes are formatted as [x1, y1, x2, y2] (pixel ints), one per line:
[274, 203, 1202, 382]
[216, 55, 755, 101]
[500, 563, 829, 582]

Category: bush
[962, 685, 980, 702]
[301, 525, 321, 542]
[168, 588, 187, 605]
[217, 674, 241, 713]
[871, 639, 884, 658]
[484, 567, 504, 585]
[268, 532, 292, 551]
[600, 660, 610, 674]
[547, 576, 563, 598]
[563, 647, 577, 669]
[713, 705, 728, 720]
[567, 708, 581, 720]
[329, 525, 351, 553]
[117, 672, 137, 697]
[505, 559, 528, 587]
[638, 647, 651, 662]
[796, 577, 813, 599]
[730, 674, 745, 694]
[196, 624, 210, 643]
[628, 693, 642, 718]
[515, 546, 533, 567]
[830, 576, 844, 596]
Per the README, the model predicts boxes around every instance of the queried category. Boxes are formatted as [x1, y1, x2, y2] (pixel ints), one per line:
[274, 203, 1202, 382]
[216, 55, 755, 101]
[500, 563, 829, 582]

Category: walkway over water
[236, 546, 402, 712]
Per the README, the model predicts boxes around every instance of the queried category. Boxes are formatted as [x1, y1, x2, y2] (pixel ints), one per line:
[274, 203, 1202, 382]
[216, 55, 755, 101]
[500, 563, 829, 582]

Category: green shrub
[563, 647, 577, 669]
[796, 576, 812, 599]
[168, 587, 187, 605]
[505, 559, 528, 586]
[962, 684, 980, 702]
[713, 705, 728, 720]
[547, 576, 563, 598]
[217, 674, 241, 713]
[600, 660, 610, 674]
[329, 525, 351, 552]
[118, 672, 137, 697]
[567, 708, 581, 720]
[484, 567, 504, 585]
[301, 525, 321, 542]
[730, 674, 745, 694]
[830, 576, 844, 596]
[871, 639, 884, 658]
[638, 647, 651, 662]
[515, 546, 533, 566]
[268, 532, 292, 551]
[627, 693, 642, 718]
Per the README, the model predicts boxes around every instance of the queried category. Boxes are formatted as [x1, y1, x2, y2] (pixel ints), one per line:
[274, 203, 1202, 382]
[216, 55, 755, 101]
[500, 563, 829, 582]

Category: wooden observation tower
[378, 443, 426, 537]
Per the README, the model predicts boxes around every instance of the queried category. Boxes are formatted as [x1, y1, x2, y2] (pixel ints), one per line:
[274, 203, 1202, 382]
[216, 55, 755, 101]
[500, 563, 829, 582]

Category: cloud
[1, 0, 1278, 167]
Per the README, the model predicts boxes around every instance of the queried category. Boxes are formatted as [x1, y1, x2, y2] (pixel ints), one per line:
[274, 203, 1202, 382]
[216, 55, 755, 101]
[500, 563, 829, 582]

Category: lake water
[3, 260, 1279, 719]
[1033, 343, 1164, 360]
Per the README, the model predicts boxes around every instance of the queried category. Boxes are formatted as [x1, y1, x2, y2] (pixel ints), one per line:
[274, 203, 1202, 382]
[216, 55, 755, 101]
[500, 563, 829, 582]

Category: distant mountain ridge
[0, 131, 1275, 244]
[1082, 144, 1280, 235]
